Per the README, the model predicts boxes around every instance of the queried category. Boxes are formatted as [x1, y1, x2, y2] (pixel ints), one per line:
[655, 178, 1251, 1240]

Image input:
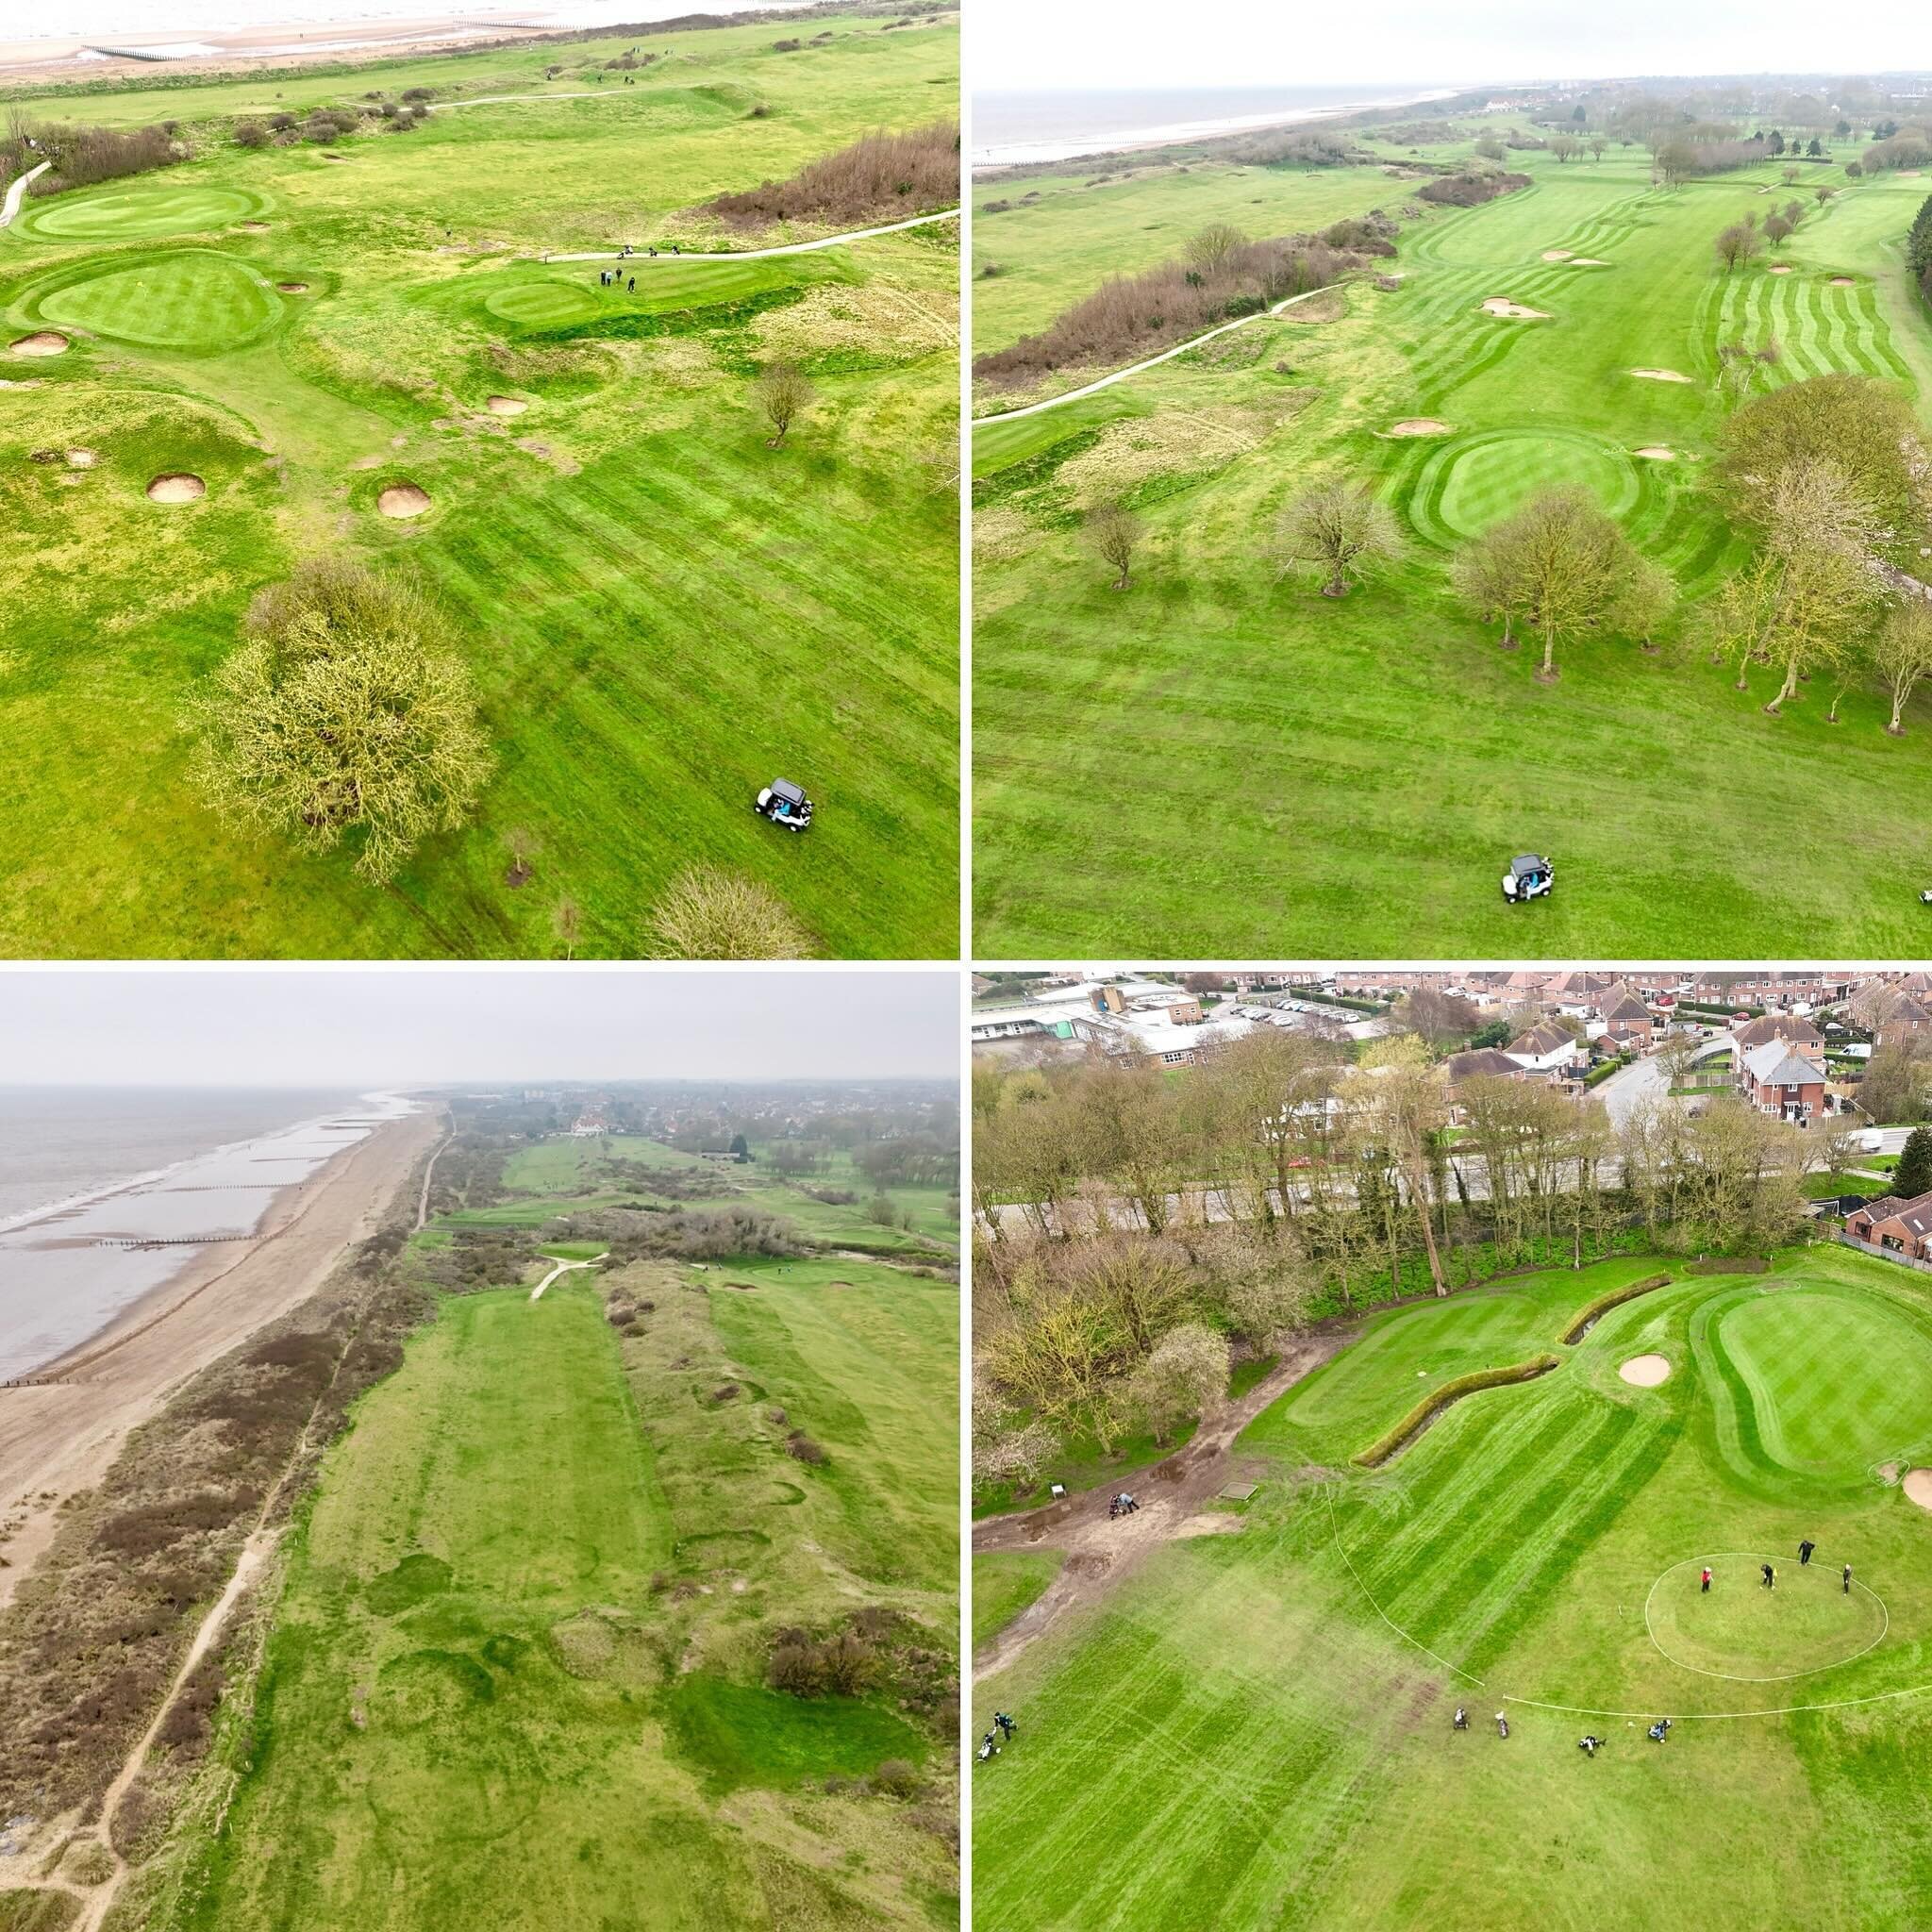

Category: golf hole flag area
[973, 1248, 1932, 1929]
[0, 11, 958, 958]
[971, 129, 1932, 958]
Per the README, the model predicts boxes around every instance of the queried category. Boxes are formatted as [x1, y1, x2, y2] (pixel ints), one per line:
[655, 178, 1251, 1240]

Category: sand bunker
[1481, 297, 1550, 319]
[1385, 418, 1453, 437]
[1906, 1469, 1932, 1511]
[9, 332, 69, 358]
[486, 395, 527, 416]
[1769, 263, 1791, 275]
[1619, 1354, 1672, 1387]
[146, 473, 205, 504]
[1634, 446, 1676, 460]
[1570, 257, 1610, 266]
[1830, 275, 1856, 287]
[377, 482, 431, 518]
[276, 280, 309, 293]
[1632, 368, 1692, 383]
[1541, 248, 1574, 261]
[66, 448, 98, 468]
[239, 220, 269, 232]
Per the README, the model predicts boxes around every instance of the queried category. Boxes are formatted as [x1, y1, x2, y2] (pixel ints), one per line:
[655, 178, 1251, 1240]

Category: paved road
[543, 206, 958, 264]
[0, 160, 50, 229]
[972, 278, 1345, 427]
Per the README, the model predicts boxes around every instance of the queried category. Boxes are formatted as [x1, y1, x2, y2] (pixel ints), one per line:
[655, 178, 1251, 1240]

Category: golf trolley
[754, 777, 813, 832]
[1502, 854, 1554, 903]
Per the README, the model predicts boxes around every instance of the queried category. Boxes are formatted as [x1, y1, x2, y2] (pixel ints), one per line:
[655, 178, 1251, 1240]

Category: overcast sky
[973, 0, 1932, 92]
[0, 970, 958, 1087]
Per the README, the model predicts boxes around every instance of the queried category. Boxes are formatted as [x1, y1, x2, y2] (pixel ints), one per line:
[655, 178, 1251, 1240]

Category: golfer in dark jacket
[1800, 1540, 1815, 1566]
[1762, 1562, 1775, 1589]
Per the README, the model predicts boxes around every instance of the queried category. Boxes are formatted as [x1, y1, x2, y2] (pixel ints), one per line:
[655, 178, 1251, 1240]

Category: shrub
[1354, 1356, 1561, 1467]
[875, 1757, 920, 1796]
[234, 119, 269, 149]
[643, 865, 810, 960]
[786, 1430, 828, 1464]
[707, 119, 958, 227]
[1416, 171, 1531, 208]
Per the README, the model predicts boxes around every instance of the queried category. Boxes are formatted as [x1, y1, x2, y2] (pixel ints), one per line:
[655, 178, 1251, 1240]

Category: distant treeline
[705, 118, 958, 227]
[973, 218, 1383, 390]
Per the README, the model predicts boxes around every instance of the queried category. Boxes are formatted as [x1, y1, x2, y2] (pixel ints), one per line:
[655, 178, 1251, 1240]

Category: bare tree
[552, 892, 582, 960]
[752, 360, 815, 447]
[1087, 501, 1142, 591]
[1715, 222, 1764, 272]
[644, 864, 811, 958]
[1183, 222, 1246, 278]
[503, 825, 538, 888]
[1277, 478, 1405, 597]
[1875, 602, 1932, 734]
[1588, 134, 1608, 162]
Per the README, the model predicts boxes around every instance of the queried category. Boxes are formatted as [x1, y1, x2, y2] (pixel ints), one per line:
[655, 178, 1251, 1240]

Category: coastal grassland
[0, 10, 958, 958]
[443, 1131, 960, 1256]
[133, 1250, 958, 1932]
[973, 1247, 1932, 1930]
[971, 143, 1932, 958]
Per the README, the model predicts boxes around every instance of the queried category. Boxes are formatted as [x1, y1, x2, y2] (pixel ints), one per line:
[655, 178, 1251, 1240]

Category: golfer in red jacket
[1701, 1566, 1712, 1593]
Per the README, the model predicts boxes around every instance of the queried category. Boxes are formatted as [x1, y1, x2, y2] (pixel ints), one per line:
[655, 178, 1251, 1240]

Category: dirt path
[0, 159, 49, 228]
[0, 1108, 437, 1610]
[415, 1112, 451, 1232]
[973, 279, 1345, 427]
[972, 1330, 1350, 1681]
[541, 206, 958, 264]
[530, 1254, 606, 1301]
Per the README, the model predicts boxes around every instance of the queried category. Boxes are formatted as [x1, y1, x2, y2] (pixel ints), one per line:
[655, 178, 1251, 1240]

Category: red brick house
[1733, 1013, 1825, 1058]
[1846, 1191, 1932, 1259]
[1736, 1039, 1829, 1124]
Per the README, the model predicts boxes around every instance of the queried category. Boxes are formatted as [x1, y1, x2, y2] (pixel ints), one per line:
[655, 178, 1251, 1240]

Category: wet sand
[0, 1106, 439, 1608]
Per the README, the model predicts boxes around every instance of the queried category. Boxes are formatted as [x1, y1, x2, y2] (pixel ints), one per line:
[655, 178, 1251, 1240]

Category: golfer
[1701, 1566, 1712, 1593]
[1844, 1563, 1854, 1594]
[1800, 1539, 1816, 1566]
[1762, 1562, 1775, 1589]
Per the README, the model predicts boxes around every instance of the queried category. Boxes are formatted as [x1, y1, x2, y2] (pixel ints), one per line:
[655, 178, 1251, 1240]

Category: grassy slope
[142, 1247, 958, 1930]
[972, 136, 1932, 958]
[0, 14, 958, 958]
[972, 1551, 1060, 1649]
[972, 1247, 1932, 1929]
[472, 1131, 960, 1255]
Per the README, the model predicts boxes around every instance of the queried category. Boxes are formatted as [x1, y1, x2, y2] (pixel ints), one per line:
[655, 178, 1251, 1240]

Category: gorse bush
[8, 119, 180, 193]
[707, 119, 958, 226]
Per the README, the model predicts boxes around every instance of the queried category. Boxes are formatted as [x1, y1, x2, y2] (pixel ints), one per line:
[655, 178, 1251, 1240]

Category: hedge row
[1353, 1355, 1561, 1468]
[1559, 1271, 1672, 1343]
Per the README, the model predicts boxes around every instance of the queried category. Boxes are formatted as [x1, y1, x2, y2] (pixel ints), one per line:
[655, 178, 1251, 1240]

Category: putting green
[1709, 1286, 1932, 1481]
[1414, 426, 1641, 545]
[35, 252, 282, 351]
[482, 279, 604, 326]
[21, 183, 264, 242]
[1645, 1555, 1886, 1679]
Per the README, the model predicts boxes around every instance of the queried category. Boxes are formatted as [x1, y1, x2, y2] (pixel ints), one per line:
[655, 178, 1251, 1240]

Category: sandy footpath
[0, 1107, 438, 1607]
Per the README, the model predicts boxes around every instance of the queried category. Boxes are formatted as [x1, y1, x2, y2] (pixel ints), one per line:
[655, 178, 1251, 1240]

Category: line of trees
[973, 1035, 1824, 1496]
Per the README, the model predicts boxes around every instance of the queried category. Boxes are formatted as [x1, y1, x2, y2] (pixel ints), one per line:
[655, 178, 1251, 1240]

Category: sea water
[0, 1087, 410, 1377]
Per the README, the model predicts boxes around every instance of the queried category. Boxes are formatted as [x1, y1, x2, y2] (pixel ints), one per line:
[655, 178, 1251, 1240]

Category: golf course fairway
[972, 129, 1932, 958]
[972, 1246, 1932, 1929]
[0, 12, 958, 958]
[128, 1249, 958, 1931]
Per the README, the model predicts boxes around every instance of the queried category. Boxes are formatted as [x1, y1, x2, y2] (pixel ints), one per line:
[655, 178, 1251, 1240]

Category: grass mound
[661, 1673, 926, 1793]
[1560, 1271, 1672, 1342]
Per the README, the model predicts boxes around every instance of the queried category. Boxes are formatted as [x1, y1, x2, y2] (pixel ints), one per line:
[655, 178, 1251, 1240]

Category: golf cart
[754, 778, 813, 833]
[1501, 854, 1553, 903]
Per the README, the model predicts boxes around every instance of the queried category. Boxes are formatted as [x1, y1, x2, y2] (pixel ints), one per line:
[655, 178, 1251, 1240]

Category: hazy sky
[0, 970, 958, 1087]
[974, 0, 1932, 92]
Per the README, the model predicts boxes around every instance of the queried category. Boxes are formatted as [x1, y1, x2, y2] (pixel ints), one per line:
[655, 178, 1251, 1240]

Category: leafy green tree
[191, 560, 492, 882]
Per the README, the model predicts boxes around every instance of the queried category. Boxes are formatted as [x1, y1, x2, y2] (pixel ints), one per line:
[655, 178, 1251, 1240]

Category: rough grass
[972, 136, 1932, 958]
[974, 1246, 1932, 1928]
[0, 10, 958, 958]
[139, 1246, 958, 1930]
[972, 1551, 1061, 1649]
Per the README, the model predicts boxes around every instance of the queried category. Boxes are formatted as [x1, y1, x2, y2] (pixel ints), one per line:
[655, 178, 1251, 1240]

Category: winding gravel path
[530, 1253, 607, 1301]
[973, 279, 1344, 427]
[543, 206, 958, 263]
[0, 160, 50, 229]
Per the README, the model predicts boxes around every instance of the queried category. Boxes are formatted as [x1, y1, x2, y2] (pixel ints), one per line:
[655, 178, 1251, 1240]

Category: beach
[0, 1100, 440, 1607]
[0, 0, 808, 82]
[971, 83, 1460, 171]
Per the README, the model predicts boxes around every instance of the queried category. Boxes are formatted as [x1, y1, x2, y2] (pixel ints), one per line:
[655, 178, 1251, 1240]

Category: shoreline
[0, 1104, 439, 1607]
[970, 87, 1461, 174]
[0, 0, 811, 84]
